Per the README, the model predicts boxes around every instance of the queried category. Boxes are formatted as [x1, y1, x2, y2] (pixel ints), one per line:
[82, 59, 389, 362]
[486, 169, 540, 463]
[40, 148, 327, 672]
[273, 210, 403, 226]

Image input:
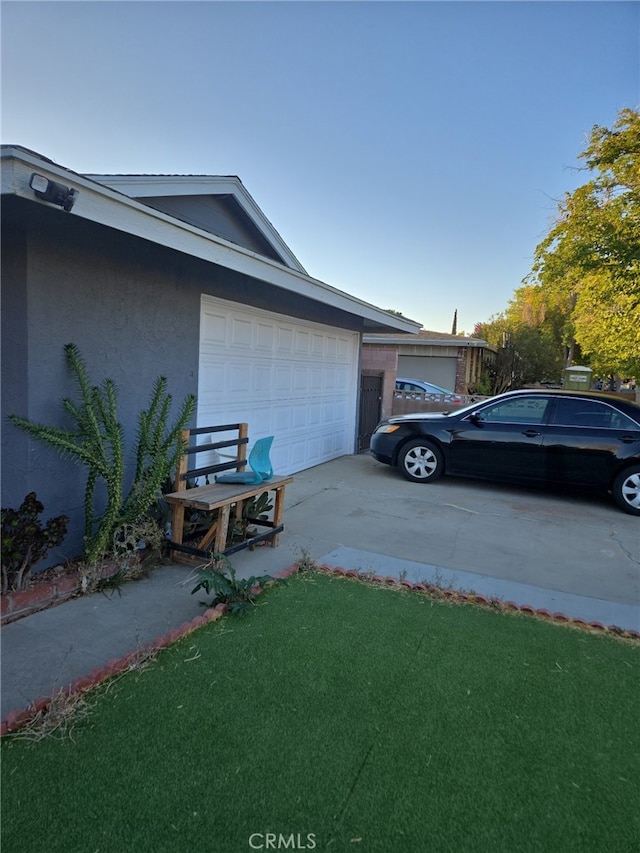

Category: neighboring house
[362, 330, 494, 420]
[1, 145, 419, 561]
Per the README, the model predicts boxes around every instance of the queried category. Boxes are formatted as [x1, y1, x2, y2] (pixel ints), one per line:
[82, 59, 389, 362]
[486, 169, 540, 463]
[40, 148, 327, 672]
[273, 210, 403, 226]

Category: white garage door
[198, 295, 360, 474]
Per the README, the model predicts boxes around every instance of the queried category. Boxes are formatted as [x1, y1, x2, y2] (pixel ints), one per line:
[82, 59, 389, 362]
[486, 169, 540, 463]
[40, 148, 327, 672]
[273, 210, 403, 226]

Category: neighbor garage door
[198, 295, 360, 474]
[397, 355, 457, 391]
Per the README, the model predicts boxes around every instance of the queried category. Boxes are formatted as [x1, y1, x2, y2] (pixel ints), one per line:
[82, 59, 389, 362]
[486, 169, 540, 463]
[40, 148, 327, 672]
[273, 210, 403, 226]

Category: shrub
[1, 493, 68, 592]
[191, 556, 282, 617]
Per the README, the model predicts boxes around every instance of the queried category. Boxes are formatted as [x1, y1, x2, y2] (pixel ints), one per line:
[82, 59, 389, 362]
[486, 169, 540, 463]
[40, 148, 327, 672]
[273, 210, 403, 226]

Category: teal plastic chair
[215, 436, 274, 485]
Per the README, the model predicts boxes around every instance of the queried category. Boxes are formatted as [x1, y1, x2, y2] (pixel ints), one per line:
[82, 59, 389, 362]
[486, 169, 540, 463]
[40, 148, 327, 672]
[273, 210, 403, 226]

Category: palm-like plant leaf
[9, 344, 196, 565]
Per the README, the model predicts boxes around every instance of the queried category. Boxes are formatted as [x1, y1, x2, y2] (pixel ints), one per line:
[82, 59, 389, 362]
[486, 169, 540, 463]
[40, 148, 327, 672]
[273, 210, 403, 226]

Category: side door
[448, 395, 551, 481]
[542, 397, 640, 487]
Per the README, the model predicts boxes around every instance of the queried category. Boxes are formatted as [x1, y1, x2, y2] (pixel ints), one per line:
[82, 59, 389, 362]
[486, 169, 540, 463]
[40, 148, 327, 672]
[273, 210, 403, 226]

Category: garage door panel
[295, 330, 310, 354]
[231, 318, 252, 347]
[273, 405, 291, 431]
[197, 356, 226, 386]
[290, 440, 307, 468]
[256, 323, 275, 350]
[292, 407, 308, 429]
[310, 368, 323, 391]
[277, 328, 294, 352]
[308, 402, 323, 425]
[274, 366, 292, 392]
[199, 296, 358, 474]
[228, 363, 252, 392]
[397, 355, 457, 390]
[201, 310, 227, 344]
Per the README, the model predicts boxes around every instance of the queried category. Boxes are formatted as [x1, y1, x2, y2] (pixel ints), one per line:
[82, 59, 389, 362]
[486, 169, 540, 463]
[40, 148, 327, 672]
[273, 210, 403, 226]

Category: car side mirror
[468, 412, 483, 426]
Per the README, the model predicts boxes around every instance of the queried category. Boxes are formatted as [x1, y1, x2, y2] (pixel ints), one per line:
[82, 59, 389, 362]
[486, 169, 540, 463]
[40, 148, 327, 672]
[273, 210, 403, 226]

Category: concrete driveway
[248, 452, 640, 612]
[3, 451, 638, 719]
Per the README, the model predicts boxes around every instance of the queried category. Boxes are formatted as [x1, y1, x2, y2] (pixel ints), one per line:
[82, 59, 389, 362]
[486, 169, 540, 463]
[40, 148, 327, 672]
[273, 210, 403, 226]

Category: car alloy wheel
[398, 439, 444, 484]
[612, 465, 640, 516]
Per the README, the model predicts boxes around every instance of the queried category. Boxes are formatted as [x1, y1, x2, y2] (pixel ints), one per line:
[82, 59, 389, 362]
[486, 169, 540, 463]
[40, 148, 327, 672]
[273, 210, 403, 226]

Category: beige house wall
[361, 344, 398, 420]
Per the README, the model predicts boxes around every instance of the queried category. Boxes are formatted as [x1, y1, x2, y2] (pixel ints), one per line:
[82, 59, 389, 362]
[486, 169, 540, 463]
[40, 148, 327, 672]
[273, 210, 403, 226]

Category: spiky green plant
[9, 343, 196, 565]
[191, 555, 282, 617]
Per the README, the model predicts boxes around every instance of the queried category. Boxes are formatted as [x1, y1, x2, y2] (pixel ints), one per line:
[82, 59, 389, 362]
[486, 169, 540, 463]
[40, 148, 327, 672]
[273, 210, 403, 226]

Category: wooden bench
[164, 423, 293, 563]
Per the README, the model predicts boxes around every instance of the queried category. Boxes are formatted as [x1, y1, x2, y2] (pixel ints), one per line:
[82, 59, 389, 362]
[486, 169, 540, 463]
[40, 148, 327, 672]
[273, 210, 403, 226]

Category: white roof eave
[2, 146, 421, 335]
[363, 333, 491, 348]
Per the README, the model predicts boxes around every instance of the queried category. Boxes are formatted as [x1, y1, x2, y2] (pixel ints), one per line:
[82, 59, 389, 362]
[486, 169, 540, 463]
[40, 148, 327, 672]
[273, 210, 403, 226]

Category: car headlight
[375, 424, 400, 434]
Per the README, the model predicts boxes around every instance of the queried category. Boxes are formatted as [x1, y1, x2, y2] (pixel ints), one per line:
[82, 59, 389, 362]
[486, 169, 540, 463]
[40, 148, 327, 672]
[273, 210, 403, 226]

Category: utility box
[563, 365, 593, 390]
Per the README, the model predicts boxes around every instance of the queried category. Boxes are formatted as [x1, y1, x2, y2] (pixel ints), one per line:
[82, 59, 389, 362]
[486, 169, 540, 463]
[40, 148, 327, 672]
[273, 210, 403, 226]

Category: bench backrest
[173, 423, 249, 490]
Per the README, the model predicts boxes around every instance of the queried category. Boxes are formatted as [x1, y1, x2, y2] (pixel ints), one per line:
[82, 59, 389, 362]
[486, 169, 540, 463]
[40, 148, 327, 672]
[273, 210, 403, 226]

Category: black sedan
[370, 389, 640, 515]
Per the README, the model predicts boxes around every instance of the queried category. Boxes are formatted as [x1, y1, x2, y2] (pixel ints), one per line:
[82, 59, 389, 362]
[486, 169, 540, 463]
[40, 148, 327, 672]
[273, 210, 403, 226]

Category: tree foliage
[528, 107, 640, 376]
[473, 308, 563, 394]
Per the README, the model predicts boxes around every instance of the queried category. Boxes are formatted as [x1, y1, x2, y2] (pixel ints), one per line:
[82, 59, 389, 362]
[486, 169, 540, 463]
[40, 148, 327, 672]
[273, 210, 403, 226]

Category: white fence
[392, 391, 489, 416]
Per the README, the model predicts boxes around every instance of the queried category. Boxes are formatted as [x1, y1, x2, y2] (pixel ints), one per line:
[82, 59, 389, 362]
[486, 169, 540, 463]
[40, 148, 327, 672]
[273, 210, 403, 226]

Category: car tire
[612, 465, 640, 516]
[398, 439, 444, 483]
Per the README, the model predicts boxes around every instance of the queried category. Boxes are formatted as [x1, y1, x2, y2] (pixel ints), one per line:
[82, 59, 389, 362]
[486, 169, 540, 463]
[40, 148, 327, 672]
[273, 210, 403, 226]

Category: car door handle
[620, 435, 639, 444]
[522, 429, 541, 437]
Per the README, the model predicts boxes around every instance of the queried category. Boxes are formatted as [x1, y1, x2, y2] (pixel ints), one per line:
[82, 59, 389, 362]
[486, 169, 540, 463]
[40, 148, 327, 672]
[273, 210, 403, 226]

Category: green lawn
[2, 572, 639, 852]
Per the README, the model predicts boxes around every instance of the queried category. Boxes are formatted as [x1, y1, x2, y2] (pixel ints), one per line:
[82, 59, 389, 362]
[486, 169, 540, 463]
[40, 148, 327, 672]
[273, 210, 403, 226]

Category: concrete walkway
[2, 453, 639, 719]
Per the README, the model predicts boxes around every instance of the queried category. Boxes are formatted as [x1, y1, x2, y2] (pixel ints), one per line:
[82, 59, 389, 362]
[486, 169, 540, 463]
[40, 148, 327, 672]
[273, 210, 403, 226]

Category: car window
[475, 397, 550, 425]
[397, 382, 436, 394]
[551, 398, 640, 430]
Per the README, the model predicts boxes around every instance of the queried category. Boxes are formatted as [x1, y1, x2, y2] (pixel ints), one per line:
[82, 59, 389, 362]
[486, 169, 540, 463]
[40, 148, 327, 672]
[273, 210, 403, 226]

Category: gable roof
[1, 145, 421, 335]
[84, 173, 308, 273]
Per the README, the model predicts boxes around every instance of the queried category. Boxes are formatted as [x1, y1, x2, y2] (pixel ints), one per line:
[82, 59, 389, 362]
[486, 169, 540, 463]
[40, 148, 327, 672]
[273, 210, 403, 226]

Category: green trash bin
[562, 366, 593, 390]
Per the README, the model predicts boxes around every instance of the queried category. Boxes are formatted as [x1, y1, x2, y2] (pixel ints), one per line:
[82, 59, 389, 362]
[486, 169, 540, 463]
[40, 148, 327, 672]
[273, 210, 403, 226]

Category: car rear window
[551, 398, 640, 430]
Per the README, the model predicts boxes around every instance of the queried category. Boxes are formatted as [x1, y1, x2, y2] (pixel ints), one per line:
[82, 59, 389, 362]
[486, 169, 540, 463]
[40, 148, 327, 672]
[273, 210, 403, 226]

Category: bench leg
[215, 504, 231, 558]
[271, 486, 286, 547]
[171, 503, 186, 558]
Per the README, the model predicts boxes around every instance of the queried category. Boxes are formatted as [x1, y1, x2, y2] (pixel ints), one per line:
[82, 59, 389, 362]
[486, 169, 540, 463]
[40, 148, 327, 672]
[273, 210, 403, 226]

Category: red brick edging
[316, 564, 640, 641]
[1, 558, 141, 626]
[1, 575, 83, 625]
[2, 563, 637, 737]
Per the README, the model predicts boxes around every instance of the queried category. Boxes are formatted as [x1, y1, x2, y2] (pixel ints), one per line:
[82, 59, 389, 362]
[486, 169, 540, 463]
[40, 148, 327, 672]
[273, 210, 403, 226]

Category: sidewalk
[3, 453, 639, 720]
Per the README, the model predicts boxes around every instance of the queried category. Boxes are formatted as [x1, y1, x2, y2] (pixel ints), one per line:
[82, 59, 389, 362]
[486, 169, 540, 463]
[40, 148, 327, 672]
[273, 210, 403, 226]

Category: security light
[29, 173, 78, 211]
[29, 173, 49, 194]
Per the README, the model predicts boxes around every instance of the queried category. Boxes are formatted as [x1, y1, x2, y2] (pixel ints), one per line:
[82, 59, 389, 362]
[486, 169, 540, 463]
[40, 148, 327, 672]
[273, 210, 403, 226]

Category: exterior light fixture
[29, 173, 78, 212]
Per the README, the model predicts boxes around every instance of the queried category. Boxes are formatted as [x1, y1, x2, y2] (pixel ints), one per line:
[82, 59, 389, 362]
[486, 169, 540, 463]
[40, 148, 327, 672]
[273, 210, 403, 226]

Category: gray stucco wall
[1, 196, 364, 567]
[2, 198, 200, 566]
[137, 194, 286, 265]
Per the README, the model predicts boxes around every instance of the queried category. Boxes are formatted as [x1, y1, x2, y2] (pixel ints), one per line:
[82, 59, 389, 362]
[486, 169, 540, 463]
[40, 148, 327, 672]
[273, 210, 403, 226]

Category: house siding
[1, 196, 365, 564]
[2, 199, 200, 564]
[361, 345, 397, 420]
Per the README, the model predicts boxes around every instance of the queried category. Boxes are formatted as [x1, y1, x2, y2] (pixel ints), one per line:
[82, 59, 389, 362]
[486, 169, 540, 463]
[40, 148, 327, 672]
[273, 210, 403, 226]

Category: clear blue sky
[2, 1, 638, 333]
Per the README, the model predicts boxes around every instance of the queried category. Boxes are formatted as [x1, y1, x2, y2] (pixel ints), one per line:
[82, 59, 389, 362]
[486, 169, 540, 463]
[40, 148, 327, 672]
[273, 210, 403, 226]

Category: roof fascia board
[363, 333, 489, 347]
[84, 173, 308, 275]
[1, 146, 421, 335]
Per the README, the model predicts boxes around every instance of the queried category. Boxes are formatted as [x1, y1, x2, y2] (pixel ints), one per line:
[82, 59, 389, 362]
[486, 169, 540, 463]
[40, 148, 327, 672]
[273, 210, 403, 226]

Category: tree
[528, 107, 640, 376]
[473, 311, 562, 393]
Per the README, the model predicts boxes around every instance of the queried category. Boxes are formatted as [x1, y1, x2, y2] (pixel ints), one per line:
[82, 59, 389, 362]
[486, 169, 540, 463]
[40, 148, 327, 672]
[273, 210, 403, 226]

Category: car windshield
[439, 399, 483, 417]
